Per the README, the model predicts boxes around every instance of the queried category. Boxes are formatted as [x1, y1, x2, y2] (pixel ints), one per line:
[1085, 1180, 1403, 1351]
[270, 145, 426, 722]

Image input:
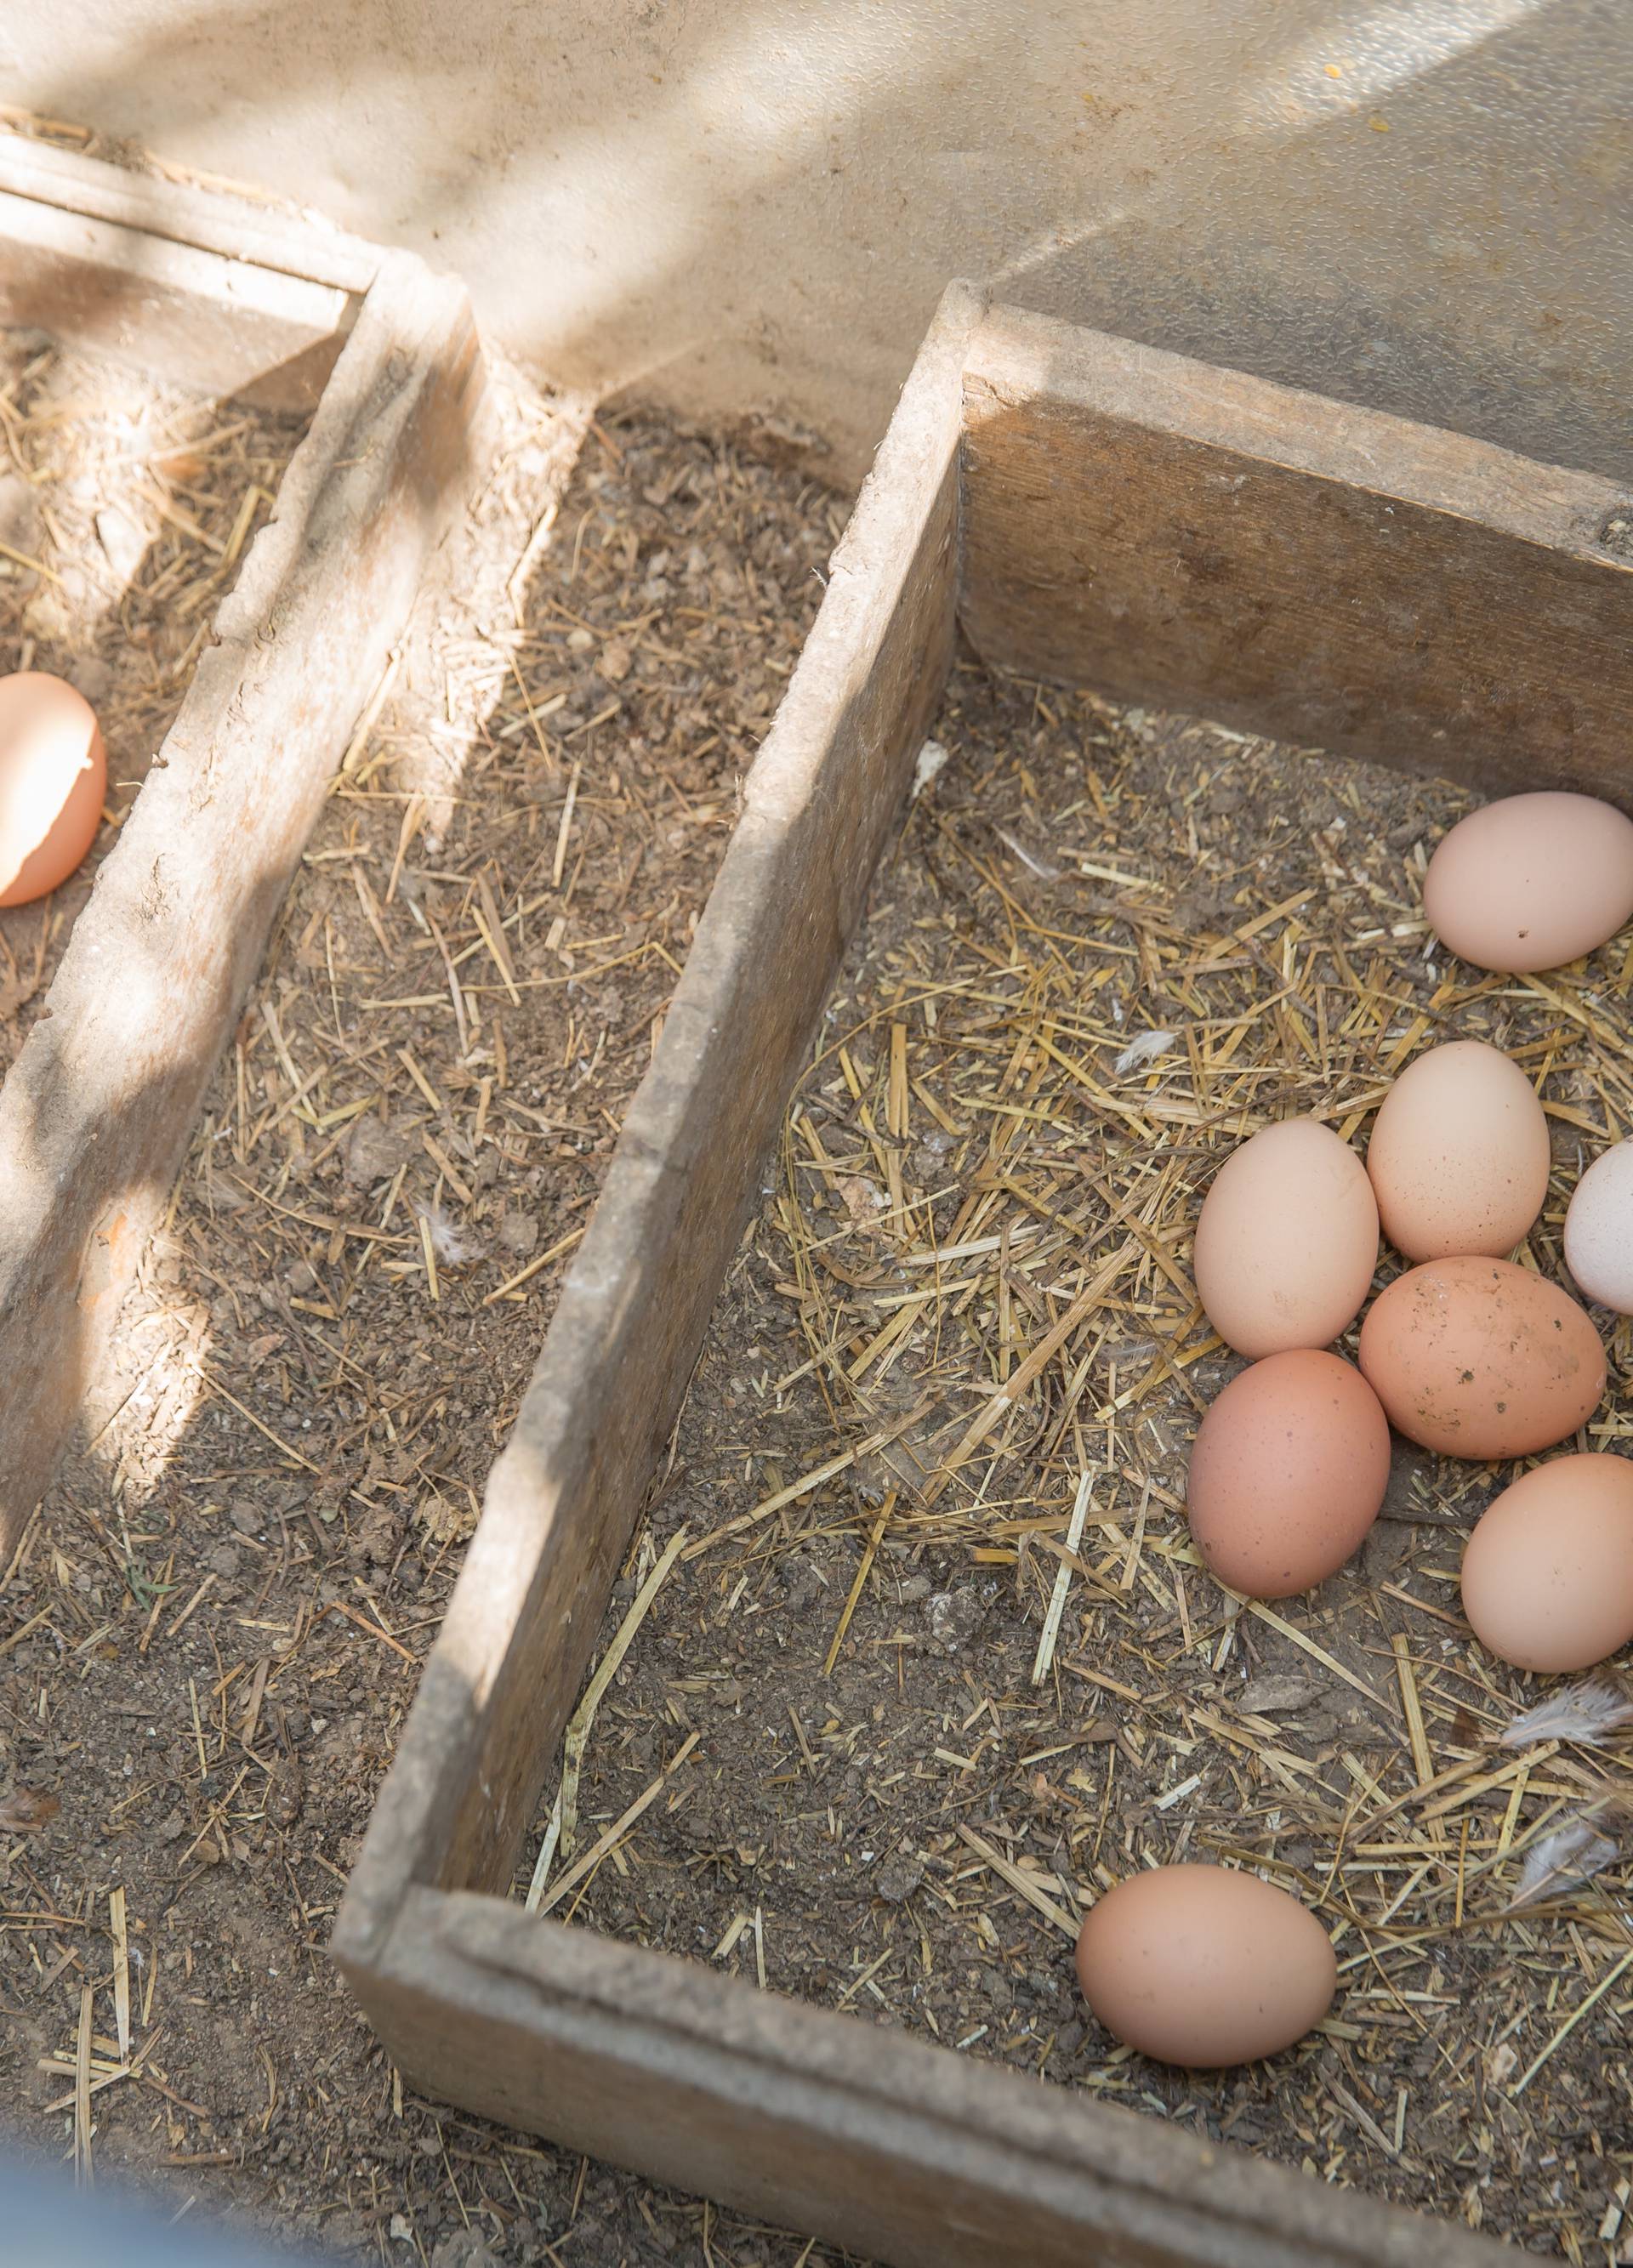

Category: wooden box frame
[337, 282, 1633, 2267]
[0, 134, 484, 1556]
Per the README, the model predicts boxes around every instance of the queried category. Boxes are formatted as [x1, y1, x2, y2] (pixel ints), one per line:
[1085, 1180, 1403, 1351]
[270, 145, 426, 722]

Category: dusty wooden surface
[0, 130, 380, 293]
[0, 249, 481, 1560]
[960, 305, 1633, 801]
[338, 281, 978, 1957]
[354, 1885, 1502, 2268]
[0, 185, 354, 412]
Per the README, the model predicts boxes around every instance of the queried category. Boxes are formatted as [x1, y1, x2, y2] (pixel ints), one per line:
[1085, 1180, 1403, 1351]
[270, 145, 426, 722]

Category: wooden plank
[960, 304, 1633, 801]
[338, 281, 977, 1954]
[0, 130, 380, 294]
[341, 1884, 1502, 2268]
[0, 250, 483, 1559]
[0, 188, 353, 411]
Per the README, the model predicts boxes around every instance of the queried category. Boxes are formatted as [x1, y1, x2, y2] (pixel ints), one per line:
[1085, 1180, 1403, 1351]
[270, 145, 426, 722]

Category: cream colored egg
[1192, 1118, 1378, 1359]
[1564, 1140, 1633, 1313]
[1423, 792, 1633, 974]
[1366, 1040, 1550, 1261]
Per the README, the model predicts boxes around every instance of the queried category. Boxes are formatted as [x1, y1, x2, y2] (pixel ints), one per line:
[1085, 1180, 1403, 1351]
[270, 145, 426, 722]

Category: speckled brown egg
[1192, 1117, 1378, 1359]
[1423, 792, 1633, 973]
[1460, 1453, 1633, 1672]
[1365, 1040, 1550, 1261]
[1075, 1865, 1336, 2068]
[1358, 1257, 1605, 1460]
[1186, 1350, 1390, 1597]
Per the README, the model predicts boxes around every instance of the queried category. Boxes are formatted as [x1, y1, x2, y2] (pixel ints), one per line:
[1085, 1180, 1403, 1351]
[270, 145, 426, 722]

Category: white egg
[1565, 1140, 1633, 1312]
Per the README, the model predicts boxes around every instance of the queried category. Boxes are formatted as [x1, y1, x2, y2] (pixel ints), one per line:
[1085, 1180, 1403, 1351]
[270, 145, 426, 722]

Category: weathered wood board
[0, 172, 356, 411]
[331, 291, 1620, 2267]
[340, 281, 977, 1951]
[0, 163, 482, 1563]
[961, 304, 1633, 802]
[357, 1886, 1496, 2268]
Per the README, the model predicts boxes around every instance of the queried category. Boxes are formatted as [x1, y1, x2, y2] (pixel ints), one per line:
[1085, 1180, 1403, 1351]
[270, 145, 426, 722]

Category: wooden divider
[960, 304, 1633, 800]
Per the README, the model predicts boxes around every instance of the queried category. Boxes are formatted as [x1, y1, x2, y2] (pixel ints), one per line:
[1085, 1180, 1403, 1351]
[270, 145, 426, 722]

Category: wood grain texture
[0, 249, 482, 1560]
[960, 305, 1633, 800]
[0, 186, 354, 411]
[337, 282, 979, 1958]
[347, 1885, 1503, 2268]
[0, 131, 380, 293]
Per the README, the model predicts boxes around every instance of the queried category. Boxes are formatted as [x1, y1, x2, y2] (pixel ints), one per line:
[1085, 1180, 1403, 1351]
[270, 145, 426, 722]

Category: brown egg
[1358, 1257, 1604, 1460]
[1365, 1040, 1550, 1261]
[0, 671, 106, 907]
[1460, 1454, 1633, 1672]
[1192, 1118, 1378, 1358]
[1423, 792, 1633, 974]
[1075, 1865, 1336, 2067]
[1186, 1350, 1389, 1597]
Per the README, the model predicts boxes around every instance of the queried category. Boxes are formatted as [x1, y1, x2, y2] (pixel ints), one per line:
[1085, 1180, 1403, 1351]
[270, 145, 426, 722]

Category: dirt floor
[543, 666, 1633, 2265]
[0, 345, 861, 2265]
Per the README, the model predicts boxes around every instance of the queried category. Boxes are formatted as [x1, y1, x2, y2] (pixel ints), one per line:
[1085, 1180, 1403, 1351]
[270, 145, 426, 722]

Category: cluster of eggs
[0, 670, 106, 908]
[1075, 790, 1633, 2071]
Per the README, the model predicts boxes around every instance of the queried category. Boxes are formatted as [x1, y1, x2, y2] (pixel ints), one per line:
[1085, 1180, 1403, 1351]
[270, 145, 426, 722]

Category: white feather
[993, 825, 1061, 882]
[1505, 1809, 1621, 1911]
[413, 1202, 483, 1265]
[1499, 1680, 1633, 1748]
[1113, 1029, 1179, 1077]
[909, 739, 948, 804]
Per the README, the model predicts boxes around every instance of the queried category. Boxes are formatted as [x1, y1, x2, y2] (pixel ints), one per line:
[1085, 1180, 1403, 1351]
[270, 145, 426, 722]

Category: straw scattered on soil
[0, 362, 855, 2266]
[0, 333, 307, 1070]
[541, 662, 1633, 2262]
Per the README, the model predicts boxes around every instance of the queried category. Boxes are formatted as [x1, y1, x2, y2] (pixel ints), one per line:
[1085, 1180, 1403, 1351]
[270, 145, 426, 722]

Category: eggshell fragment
[1192, 1118, 1378, 1358]
[1460, 1453, 1633, 1672]
[1358, 1257, 1605, 1460]
[1564, 1140, 1633, 1313]
[1366, 1040, 1550, 1261]
[1075, 1865, 1336, 2067]
[0, 670, 105, 907]
[1186, 1350, 1389, 1597]
[1423, 792, 1633, 974]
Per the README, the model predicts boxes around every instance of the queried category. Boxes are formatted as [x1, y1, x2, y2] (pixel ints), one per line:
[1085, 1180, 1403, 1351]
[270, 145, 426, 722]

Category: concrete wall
[5, 0, 1630, 483]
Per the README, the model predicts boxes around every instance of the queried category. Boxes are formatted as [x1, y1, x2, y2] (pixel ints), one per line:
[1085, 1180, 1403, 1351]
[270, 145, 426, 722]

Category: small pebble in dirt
[343, 1113, 417, 1188]
[873, 1850, 924, 1903]
[207, 1543, 242, 1580]
[925, 1587, 987, 1656]
[498, 1209, 540, 1256]
[430, 2234, 502, 2268]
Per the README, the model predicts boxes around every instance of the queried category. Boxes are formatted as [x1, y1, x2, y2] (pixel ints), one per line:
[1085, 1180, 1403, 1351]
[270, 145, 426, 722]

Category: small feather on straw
[1113, 1029, 1179, 1077]
[1502, 1805, 1625, 1913]
[1499, 1680, 1633, 1749]
[992, 825, 1062, 882]
[412, 1202, 483, 1265]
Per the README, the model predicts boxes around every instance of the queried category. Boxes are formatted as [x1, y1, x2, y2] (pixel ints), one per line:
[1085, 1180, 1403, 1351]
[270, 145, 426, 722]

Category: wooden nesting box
[0, 134, 484, 1557]
[337, 283, 1633, 2267]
